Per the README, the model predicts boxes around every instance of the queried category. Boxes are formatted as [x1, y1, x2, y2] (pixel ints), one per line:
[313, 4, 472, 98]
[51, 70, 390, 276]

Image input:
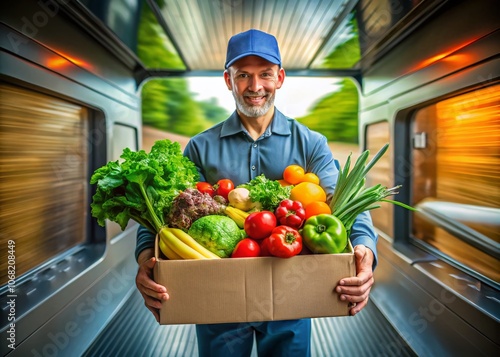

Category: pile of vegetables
[90, 139, 414, 261]
[210, 143, 415, 258]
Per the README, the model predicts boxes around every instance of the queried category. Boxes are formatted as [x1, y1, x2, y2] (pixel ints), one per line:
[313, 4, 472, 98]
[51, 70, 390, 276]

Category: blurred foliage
[319, 13, 360, 69]
[153, 0, 166, 8]
[198, 98, 231, 124]
[140, 78, 229, 137]
[297, 79, 359, 144]
[137, 1, 229, 136]
[137, 1, 184, 69]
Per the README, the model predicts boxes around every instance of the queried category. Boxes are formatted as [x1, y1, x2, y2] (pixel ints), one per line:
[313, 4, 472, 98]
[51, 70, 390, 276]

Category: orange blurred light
[411, 39, 476, 72]
[46, 50, 92, 70]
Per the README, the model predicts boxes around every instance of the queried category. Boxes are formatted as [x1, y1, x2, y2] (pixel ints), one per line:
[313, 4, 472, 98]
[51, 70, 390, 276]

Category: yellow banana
[166, 227, 220, 259]
[159, 235, 182, 260]
[225, 206, 250, 228]
[160, 228, 208, 259]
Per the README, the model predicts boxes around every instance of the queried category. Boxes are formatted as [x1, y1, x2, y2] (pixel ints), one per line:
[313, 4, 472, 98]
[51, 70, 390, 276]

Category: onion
[228, 187, 254, 211]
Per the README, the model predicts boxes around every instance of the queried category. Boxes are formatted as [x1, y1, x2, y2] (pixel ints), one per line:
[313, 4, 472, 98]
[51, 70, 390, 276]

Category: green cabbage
[188, 215, 245, 258]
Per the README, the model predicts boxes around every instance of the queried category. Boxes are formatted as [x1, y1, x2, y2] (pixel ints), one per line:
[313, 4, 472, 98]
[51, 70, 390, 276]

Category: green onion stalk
[329, 143, 417, 233]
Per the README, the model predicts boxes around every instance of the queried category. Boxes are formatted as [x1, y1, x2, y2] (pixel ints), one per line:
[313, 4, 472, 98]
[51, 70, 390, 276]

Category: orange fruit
[290, 182, 327, 207]
[277, 179, 292, 187]
[302, 172, 320, 185]
[283, 164, 305, 185]
[304, 201, 332, 220]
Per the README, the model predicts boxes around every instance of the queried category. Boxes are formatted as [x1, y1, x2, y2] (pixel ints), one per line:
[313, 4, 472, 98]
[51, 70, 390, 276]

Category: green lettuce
[239, 174, 292, 211]
[90, 139, 199, 233]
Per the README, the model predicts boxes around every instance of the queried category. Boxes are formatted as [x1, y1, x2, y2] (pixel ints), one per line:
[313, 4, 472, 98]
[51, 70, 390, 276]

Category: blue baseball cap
[225, 29, 281, 69]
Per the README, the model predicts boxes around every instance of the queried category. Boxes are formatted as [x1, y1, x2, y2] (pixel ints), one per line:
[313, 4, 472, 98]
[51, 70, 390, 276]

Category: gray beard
[233, 92, 275, 118]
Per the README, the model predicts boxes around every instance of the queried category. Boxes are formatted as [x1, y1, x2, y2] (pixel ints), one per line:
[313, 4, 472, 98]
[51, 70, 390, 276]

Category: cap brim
[225, 52, 281, 69]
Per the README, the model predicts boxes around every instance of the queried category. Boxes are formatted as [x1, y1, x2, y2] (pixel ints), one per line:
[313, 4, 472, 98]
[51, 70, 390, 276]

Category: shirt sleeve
[349, 212, 379, 269]
[183, 139, 206, 181]
[135, 225, 156, 262]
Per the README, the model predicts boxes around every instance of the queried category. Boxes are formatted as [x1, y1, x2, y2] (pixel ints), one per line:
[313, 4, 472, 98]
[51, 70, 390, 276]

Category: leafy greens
[239, 174, 292, 211]
[90, 139, 199, 233]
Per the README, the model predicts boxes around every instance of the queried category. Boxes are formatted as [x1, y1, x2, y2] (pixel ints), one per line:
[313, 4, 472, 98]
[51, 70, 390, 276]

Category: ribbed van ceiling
[154, 0, 357, 70]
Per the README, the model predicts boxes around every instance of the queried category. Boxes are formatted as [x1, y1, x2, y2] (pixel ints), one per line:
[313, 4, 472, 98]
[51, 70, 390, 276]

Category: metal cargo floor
[83, 288, 416, 356]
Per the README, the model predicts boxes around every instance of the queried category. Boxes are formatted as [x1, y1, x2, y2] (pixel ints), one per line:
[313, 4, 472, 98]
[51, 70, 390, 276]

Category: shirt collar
[220, 108, 291, 138]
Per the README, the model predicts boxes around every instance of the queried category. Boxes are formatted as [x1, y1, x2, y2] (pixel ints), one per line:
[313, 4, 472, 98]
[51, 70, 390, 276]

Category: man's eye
[238, 73, 249, 78]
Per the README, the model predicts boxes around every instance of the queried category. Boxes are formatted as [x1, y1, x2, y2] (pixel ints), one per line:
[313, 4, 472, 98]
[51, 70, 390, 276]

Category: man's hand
[335, 244, 375, 315]
[135, 248, 169, 322]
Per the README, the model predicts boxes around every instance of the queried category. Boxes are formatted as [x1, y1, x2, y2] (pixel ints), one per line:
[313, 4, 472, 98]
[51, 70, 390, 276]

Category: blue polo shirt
[136, 108, 378, 267]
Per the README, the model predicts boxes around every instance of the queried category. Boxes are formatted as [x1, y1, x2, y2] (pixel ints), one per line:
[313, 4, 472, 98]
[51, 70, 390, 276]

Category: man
[135, 29, 377, 356]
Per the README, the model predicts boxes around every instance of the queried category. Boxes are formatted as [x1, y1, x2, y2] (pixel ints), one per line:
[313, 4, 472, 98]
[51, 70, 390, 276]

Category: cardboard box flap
[155, 234, 275, 324]
[156, 258, 264, 324]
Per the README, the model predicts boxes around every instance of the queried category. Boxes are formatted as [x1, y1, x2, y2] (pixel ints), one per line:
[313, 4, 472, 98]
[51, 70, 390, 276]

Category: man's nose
[247, 75, 264, 92]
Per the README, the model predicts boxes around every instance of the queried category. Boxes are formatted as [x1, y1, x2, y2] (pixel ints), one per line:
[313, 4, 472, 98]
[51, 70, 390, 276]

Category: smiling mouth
[245, 95, 267, 104]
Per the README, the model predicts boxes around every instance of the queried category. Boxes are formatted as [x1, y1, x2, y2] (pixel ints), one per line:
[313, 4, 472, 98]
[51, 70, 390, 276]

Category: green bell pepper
[301, 214, 348, 254]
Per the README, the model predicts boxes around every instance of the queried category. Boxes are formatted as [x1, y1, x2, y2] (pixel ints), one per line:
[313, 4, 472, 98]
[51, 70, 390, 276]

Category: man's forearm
[135, 225, 156, 262]
[137, 248, 155, 265]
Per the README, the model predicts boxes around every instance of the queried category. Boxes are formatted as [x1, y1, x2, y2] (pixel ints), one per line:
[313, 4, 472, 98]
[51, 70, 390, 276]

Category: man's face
[224, 56, 285, 118]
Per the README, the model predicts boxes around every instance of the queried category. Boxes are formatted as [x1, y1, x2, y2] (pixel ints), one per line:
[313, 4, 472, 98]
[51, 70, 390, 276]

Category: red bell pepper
[274, 199, 306, 229]
[267, 225, 303, 258]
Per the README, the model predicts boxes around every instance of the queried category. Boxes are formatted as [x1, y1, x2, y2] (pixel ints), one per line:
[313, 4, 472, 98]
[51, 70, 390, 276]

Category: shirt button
[251, 165, 256, 171]
[253, 143, 257, 148]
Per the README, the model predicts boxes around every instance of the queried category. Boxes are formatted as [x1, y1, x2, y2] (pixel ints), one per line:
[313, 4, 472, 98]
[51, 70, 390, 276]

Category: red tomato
[215, 179, 235, 200]
[244, 211, 277, 240]
[259, 237, 272, 256]
[231, 238, 261, 258]
[196, 182, 215, 197]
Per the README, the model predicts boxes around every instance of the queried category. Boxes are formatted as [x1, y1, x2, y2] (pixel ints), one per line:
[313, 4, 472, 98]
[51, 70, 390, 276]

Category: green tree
[136, 1, 228, 136]
[199, 98, 230, 124]
[297, 79, 359, 143]
[136, 1, 185, 69]
[319, 14, 360, 69]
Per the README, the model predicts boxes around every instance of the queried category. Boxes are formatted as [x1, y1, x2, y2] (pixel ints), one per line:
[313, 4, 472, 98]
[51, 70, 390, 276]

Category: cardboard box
[154, 236, 355, 325]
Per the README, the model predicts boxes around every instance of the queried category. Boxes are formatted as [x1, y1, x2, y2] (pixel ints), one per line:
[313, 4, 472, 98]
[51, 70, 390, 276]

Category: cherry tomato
[215, 179, 235, 200]
[244, 211, 277, 240]
[196, 182, 215, 197]
[231, 238, 261, 258]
